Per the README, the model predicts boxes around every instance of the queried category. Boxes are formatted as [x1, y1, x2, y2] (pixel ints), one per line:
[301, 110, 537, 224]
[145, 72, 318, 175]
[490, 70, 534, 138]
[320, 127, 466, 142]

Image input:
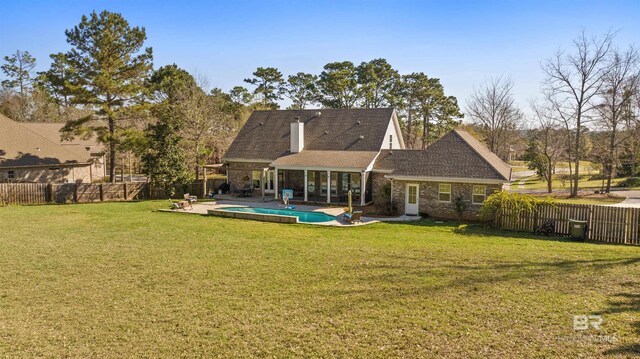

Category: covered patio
[268, 150, 377, 205]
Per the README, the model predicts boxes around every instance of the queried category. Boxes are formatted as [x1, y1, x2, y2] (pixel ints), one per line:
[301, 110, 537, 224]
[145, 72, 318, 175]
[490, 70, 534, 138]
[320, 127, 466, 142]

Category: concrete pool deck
[159, 199, 421, 226]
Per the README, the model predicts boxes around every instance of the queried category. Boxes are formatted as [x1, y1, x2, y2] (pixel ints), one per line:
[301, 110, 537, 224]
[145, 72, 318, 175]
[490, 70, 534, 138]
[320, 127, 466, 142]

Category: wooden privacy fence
[0, 179, 228, 205]
[0, 182, 148, 205]
[495, 203, 640, 245]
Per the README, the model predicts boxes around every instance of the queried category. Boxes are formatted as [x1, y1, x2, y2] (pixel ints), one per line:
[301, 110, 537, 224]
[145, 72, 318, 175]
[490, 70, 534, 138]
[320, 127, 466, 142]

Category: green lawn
[0, 201, 638, 357]
[549, 196, 626, 205]
[516, 174, 634, 191]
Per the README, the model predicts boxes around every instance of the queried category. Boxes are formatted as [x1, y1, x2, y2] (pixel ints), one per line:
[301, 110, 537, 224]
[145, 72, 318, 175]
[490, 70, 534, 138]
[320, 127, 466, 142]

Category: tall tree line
[239, 59, 463, 149]
[501, 31, 640, 195]
[0, 10, 249, 186]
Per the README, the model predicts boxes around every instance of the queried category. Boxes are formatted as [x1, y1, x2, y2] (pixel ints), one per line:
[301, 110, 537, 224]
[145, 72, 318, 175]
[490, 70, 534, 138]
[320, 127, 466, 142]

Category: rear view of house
[223, 108, 511, 219]
[0, 114, 103, 183]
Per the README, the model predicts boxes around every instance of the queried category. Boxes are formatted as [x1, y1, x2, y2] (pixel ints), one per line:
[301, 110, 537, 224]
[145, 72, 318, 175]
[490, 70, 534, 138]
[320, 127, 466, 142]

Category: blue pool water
[219, 207, 336, 223]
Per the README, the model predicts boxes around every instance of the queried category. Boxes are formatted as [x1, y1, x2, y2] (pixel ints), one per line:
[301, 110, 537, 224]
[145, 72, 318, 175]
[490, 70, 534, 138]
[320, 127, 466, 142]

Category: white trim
[223, 158, 273, 164]
[391, 110, 406, 149]
[360, 171, 366, 206]
[326, 170, 331, 203]
[274, 168, 279, 199]
[438, 183, 452, 203]
[274, 165, 367, 172]
[472, 185, 487, 204]
[385, 175, 506, 185]
[405, 183, 419, 215]
[304, 169, 308, 202]
[371, 169, 393, 174]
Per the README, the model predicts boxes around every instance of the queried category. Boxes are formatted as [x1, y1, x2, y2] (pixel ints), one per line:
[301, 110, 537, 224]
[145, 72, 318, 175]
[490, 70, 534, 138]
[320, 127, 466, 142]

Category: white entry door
[405, 184, 419, 215]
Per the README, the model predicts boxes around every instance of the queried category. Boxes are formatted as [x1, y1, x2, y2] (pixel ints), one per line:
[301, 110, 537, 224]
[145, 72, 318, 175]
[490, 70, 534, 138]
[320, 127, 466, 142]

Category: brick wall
[390, 180, 503, 220]
[226, 161, 271, 191]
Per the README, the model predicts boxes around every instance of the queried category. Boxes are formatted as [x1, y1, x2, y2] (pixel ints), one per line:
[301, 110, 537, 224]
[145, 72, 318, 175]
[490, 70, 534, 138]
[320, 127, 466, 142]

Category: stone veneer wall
[390, 179, 503, 220]
[226, 161, 271, 191]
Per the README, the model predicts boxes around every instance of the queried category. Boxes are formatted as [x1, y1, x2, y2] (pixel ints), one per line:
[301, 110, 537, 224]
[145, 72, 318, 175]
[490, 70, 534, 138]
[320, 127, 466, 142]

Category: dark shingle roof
[224, 108, 395, 161]
[0, 114, 91, 167]
[374, 130, 511, 181]
[21, 122, 104, 154]
[270, 150, 378, 170]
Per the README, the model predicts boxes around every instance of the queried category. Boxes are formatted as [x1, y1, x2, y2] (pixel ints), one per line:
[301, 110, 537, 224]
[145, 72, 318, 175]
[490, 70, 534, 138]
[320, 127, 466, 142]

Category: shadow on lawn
[398, 218, 626, 246]
[601, 281, 640, 356]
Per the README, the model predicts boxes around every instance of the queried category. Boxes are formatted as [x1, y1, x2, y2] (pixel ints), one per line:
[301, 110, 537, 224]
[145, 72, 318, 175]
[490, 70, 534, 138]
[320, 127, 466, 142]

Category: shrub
[478, 191, 555, 222]
[453, 196, 468, 219]
[617, 177, 640, 188]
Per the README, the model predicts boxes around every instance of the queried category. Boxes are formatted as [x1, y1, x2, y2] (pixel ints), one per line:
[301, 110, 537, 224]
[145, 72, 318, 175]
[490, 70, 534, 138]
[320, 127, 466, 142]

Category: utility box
[569, 219, 588, 241]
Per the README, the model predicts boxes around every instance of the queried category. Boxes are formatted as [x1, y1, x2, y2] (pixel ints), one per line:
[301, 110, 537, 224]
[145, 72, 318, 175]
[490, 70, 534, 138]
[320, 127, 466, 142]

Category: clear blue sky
[1, 0, 638, 112]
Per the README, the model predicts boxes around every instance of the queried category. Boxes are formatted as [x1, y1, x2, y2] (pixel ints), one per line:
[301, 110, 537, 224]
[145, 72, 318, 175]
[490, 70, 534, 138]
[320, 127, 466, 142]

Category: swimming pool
[218, 207, 336, 223]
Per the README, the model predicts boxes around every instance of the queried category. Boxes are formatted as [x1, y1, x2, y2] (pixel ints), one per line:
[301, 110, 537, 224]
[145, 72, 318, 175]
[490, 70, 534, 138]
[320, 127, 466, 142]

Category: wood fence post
[46, 183, 53, 203]
[124, 182, 128, 201]
[73, 183, 78, 203]
[587, 205, 593, 241]
[625, 208, 631, 244]
[99, 184, 104, 202]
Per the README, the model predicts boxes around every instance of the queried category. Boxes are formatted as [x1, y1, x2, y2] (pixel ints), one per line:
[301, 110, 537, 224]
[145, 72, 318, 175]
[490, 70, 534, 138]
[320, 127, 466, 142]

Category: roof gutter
[384, 174, 507, 185]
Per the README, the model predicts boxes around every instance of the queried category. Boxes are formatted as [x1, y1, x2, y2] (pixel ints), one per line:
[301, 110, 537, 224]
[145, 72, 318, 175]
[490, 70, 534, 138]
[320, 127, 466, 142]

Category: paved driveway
[608, 189, 640, 208]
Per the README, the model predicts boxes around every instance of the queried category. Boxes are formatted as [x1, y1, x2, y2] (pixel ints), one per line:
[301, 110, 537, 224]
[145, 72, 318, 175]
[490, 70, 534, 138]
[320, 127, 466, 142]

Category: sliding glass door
[330, 172, 361, 204]
[306, 171, 327, 202]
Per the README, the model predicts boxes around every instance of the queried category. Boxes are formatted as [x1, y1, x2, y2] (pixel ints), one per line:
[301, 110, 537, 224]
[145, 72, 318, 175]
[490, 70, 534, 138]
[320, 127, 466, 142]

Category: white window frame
[7, 170, 15, 179]
[438, 183, 451, 202]
[472, 185, 487, 204]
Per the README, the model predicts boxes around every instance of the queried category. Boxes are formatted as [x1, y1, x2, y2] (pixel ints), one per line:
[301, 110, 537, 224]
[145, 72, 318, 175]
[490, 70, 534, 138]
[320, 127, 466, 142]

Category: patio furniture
[169, 199, 192, 210]
[239, 187, 254, 198]
[184, 193, 197, 204]
[344, 210, 363, 224]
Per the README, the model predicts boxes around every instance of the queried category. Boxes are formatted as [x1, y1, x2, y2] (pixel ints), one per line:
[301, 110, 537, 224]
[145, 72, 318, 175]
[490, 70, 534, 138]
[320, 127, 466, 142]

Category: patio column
[274, 168, 279, 200]
[361, 171, 366, 206]
[202, 166, 207, 197]
[326, 170, 331, 203]
[260, 168, 265, 201]
[303, 170, 308, 202]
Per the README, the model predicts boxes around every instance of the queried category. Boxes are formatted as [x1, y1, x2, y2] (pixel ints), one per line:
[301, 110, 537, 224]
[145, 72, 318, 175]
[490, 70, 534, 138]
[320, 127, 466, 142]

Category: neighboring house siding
[391, 180, 503, 219]
[382, 119, 402, 150]
[226, 161, 271, 191]
[0, 164, 92, 183]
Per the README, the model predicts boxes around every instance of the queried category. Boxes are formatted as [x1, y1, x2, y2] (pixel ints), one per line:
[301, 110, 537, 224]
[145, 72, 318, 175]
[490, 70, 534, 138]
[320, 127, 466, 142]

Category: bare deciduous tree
[530, 100, 567, 193]
[542, 30, 614, 197]
[176, 75, 232, 180]
[595, 46, 639, 192]
[466, 76, 523, 160]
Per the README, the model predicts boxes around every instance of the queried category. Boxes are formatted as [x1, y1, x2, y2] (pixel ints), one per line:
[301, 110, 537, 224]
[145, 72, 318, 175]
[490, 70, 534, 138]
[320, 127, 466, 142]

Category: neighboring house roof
[224, 108, 396, 161]
[374, 130, 511, 182]
[270, 150, 379, 170]
[20, 122, 104, 155]
[0, 114, 91, 168]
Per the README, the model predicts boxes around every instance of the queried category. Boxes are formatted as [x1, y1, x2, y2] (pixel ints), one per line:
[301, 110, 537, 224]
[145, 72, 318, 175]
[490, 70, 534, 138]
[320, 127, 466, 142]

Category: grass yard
[0, 201, 638, 357]
[536, 194, 626, 205]
[516, 174, 636, 191]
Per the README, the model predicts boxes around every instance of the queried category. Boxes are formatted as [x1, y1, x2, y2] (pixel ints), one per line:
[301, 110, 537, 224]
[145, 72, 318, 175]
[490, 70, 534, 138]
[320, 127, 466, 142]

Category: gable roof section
[374, 130, 511, 182]
[0, 114, 91, 168]
[21, 122, 104, 154]
[270, 150, 379, 170]
[224, 108, 395, 161]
